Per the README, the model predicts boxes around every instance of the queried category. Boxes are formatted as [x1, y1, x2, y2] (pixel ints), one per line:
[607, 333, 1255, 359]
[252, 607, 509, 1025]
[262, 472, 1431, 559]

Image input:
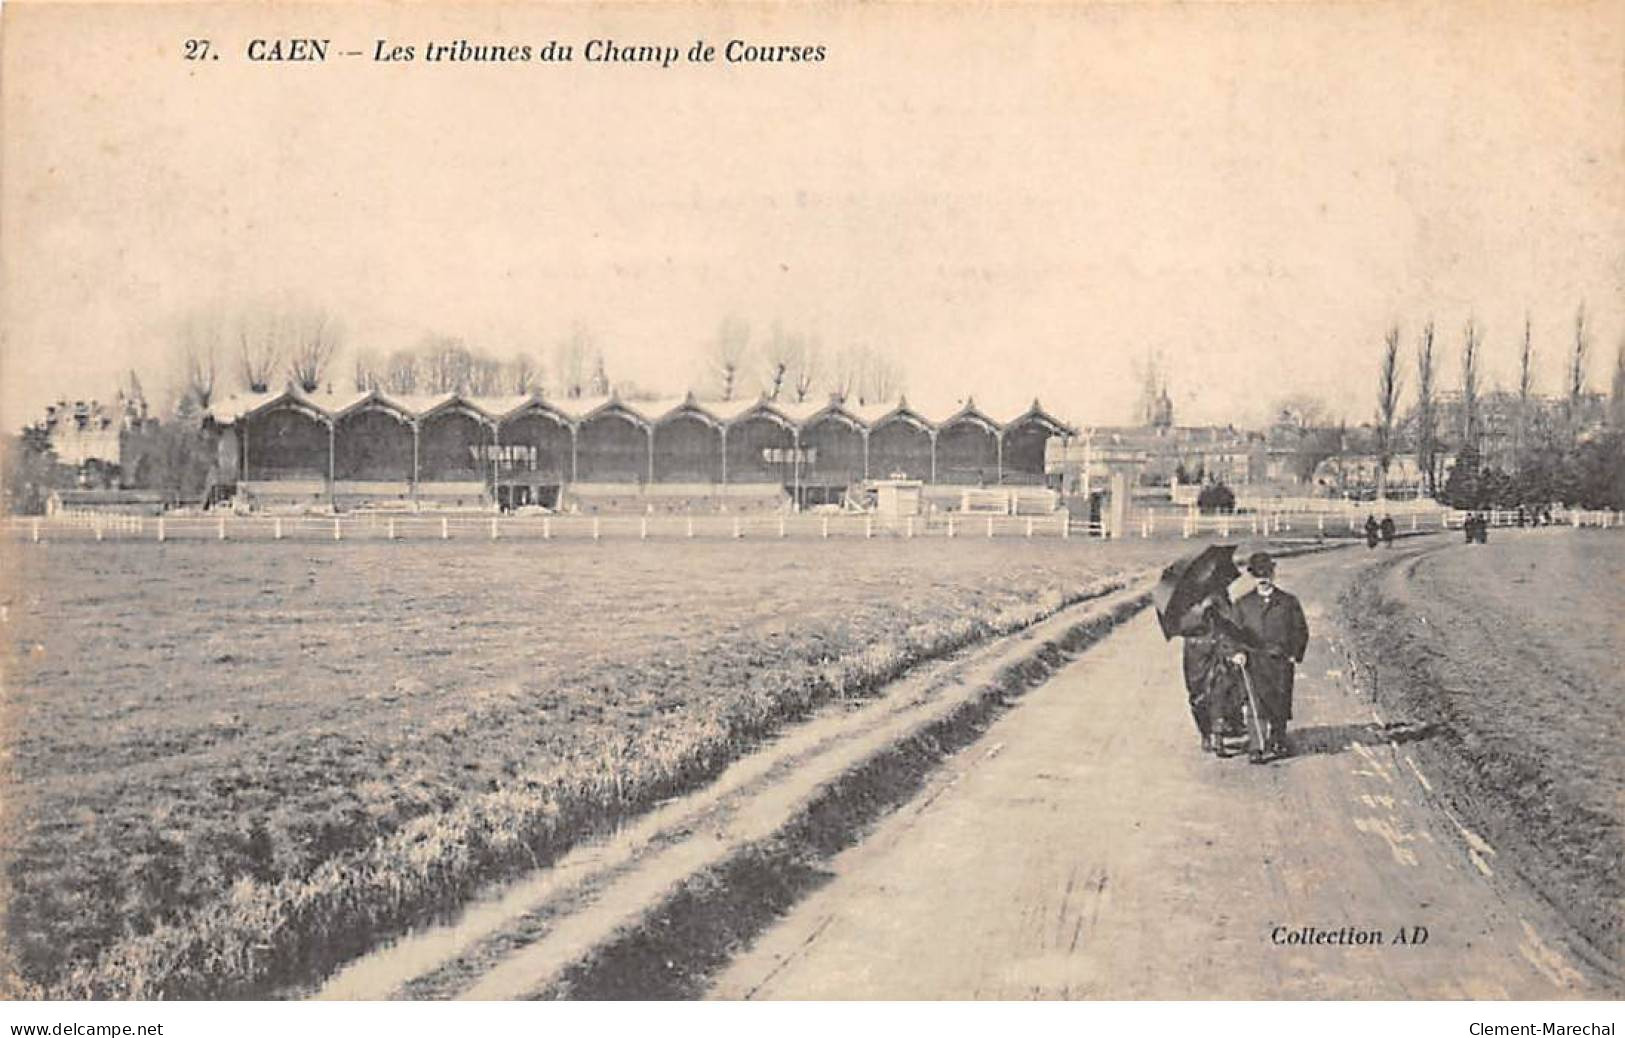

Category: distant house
[1311, 453, 1429, 499]
[31, 390, 153, 481]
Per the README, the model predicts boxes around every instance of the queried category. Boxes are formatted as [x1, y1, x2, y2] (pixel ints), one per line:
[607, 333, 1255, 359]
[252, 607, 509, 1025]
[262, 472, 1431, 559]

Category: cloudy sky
[2, 0, 1620, 431]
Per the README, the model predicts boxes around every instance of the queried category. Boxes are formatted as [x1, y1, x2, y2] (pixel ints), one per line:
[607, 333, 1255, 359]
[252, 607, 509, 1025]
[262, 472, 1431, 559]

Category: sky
[2, 0, 1621, 433]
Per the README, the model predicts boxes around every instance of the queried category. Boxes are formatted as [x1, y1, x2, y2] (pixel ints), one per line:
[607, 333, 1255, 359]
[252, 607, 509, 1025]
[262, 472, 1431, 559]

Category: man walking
[1231, 552, 1310, 763]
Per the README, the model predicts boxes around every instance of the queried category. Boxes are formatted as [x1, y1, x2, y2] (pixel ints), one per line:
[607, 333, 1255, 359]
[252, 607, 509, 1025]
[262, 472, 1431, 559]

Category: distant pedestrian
[1463, 513, 1478, 543]
[1231, 553, 1310, 763]
[1364, 514, 1380, 549]
[1475, 513, 1490, 544]
[1379, 514, 1396, 547]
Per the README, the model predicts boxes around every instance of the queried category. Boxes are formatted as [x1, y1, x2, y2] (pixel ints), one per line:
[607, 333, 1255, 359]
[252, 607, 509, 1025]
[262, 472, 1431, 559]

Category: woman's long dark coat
[1180, 600, 1244, 735]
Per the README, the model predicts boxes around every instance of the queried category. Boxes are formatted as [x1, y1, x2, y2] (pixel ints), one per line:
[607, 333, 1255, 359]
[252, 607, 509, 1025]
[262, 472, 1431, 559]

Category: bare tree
[176, 308, 224, 412]
[822, 343, 905, 406]
[858, 346, 903, 405]
[825, 345, 859, 403]
[419, 336, 473, 394]
[383, 349, 419, 395]
[466, 352, 504, 396]
[507, 353, 542, 395]
[1273, 393, 1330, 431]
[237, 307, 285, 394]
[791, 336, 822, 403]
[612, 379, 660, 402]
[1567, 303, 1589, 442]
[554, 325, 591, 399]
[1415, 320, 1438, 496]
[351, 348, 383, 392]
[712, 317, 751, 401]
[1376, 324, 1404, 498]
[760, 323, 801, 401]
[1611, 337, 1625, 429]
[1515, 314, 1534, 472]
[286, 306, 342, 393]
[1460, 317, 1482, 457]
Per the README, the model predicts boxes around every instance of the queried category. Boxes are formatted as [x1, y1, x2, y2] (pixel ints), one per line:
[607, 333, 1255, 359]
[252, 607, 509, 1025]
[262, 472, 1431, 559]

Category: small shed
[873, 478, 923, 518]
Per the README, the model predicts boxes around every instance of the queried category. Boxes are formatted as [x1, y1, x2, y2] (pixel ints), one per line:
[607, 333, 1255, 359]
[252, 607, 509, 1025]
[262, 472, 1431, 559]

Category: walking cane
[1237, 656, 1268, 758]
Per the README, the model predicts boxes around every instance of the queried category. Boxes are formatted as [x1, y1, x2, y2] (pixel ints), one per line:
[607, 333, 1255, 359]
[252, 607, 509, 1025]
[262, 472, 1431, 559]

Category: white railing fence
[6, 511, 1110, 544]
[12, 505, 1618, 545]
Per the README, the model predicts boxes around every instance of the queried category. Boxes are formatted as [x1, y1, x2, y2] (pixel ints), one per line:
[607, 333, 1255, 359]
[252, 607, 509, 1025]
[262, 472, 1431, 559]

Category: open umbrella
[1152, 543, 1242, 640]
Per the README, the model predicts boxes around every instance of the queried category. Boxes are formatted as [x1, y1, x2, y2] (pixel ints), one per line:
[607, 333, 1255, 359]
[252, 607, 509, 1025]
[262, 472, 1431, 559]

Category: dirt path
[710, 542, 1608, 999]
[309, 579, 1152, 999]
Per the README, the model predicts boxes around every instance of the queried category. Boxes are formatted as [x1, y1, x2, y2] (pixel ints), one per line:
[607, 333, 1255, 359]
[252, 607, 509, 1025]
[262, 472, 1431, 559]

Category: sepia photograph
[0, 0, 1621, 1024]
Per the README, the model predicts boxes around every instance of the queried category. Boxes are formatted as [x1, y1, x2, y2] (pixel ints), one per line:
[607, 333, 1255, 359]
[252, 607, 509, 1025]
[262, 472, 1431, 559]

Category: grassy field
[1340, 530, 1624, 964]
[0, 536, 1176, 998]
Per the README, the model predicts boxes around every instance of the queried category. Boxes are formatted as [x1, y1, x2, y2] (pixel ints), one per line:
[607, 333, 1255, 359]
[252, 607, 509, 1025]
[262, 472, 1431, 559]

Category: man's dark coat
[1233, 587, 1310, 722]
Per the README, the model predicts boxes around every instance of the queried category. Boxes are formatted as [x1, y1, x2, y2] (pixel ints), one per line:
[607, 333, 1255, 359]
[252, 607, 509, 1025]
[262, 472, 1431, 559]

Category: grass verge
[15, 569, 1135, 999]
[1337, 536, 1622, 978]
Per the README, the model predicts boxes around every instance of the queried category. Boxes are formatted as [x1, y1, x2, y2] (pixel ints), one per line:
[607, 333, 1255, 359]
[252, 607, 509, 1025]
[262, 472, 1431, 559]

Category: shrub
[1196, 482, 1235, 514]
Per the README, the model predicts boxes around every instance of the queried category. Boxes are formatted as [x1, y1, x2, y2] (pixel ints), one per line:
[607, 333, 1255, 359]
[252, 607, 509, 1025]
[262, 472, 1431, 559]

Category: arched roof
[497, 395, 573, 428]
[796, 398, 867, 433]
[1000, 398, 1073, 437]
[646, 393, 723, 430]
[333, 390, 416, 425]
[575, 396, 651, 431]
[860, 396, 934, 434]
[207, 386, 1071, 436]
[938, 396, 1001, 435]
[224, 387, 332, 426]
[725, 397, 797, 432]
[418, 393, 498, 427]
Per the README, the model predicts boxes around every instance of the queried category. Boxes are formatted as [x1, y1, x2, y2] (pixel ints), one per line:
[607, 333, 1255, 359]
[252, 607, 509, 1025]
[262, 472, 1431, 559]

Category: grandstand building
[204, 388, 1072, 513]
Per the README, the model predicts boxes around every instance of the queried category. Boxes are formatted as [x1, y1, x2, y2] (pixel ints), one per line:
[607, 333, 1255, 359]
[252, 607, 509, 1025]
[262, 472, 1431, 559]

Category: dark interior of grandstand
[217, 391, 1068, 513]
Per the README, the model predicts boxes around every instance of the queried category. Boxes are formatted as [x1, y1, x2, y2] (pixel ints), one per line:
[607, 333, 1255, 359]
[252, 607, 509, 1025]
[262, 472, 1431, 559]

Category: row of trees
[712, 320, 903, 406]
[4, 304, 915, 511]
[175, 302, 344, 413]
[171, 300, 908, 416]
[1371, 305, 1624, 509]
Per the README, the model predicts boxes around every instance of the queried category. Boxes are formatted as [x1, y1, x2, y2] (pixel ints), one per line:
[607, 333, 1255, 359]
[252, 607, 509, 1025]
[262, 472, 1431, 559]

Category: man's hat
[1246, 551, 1277, 577]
